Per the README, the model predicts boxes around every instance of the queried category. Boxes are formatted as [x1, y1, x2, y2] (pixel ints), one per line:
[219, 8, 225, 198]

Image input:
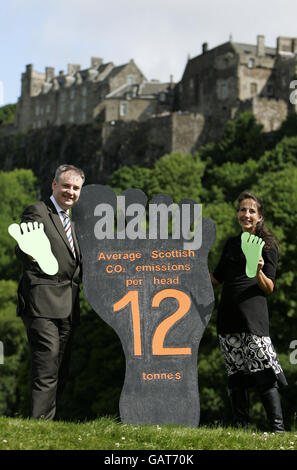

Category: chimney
[91, 57, 103, 69]
[257, 35, 265, 56]
[26, 64, 33, 76]
[68, 64, 80, 75]
[202, 42, 208, 54]
[277, 36, 295, 54]
[45, 67, 55, 82]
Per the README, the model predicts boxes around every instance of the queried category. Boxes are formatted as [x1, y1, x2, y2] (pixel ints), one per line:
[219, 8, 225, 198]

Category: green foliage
[200, 112, 265, 166]
[0, 169, 38, 280]
[203, 201, 238, 271]
[198, 345, 231, 425]
[0, 280, 28, 416]
[108, 165, 152, 195]
[204, 159, 259, 203]
[108, 152, 206, 203]
[0, 104, 16, 125]
[147, 152, 205, 202]
[275, 112, 297, 141]
[257, 136, 297, 173]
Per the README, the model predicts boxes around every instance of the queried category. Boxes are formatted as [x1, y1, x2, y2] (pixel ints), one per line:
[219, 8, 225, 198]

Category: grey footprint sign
[72, 185, 216, 427]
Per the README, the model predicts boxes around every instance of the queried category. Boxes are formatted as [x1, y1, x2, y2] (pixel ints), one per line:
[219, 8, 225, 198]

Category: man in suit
[16, 164, 85, 420]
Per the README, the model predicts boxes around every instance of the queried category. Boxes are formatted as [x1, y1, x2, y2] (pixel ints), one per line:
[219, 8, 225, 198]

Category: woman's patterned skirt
[218, 333, 288, 389]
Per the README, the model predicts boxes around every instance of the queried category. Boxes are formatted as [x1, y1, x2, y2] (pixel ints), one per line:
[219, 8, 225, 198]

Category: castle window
[82, 86, 87, 97]
[35, 105, 40, 116]
[70, 102, 75, 112]
[189, 78, 194, 90]
[46, 104, 51, 113]
[127, 75, 135, 85]
[159, 92, 166, 103]
[69, 114, 74, 123]
[267, 84, 274, 97]
[70, 88, 75, 99]
[82, 111, 86, 122]
[248, 58, 255, 68]
[250, 82, 258, 96]
[218, 82, 229, 100]
[120, 102, 127, 116]
[82, 98, 87, 109]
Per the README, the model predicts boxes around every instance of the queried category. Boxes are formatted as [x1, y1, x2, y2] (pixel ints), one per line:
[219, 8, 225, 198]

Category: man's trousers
[22, 316, 74, 420]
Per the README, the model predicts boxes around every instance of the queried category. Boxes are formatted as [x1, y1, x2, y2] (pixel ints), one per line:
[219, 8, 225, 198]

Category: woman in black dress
[211, 191, 287, 432]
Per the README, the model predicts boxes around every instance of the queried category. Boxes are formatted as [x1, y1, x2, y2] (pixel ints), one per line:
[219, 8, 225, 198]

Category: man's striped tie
[61, 211, 76, 257]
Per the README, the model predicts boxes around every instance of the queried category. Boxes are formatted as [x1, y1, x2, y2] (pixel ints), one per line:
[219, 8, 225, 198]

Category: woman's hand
[257, 256, 264, 272]
[256, 257, 274, 294]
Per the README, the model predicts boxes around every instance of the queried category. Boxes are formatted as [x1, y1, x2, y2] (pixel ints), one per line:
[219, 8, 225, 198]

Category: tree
[200, 112, 265, 166]
[0, 280, 28, 416]
[257, 136, 297, 173]
[108, 165, 152, 195]
[204, 159, 259, 203]
[108, 152, 206, 204]
[0, 104, 16, 126]
[148, 152, 206, 203]
[0, 169, 38, 280]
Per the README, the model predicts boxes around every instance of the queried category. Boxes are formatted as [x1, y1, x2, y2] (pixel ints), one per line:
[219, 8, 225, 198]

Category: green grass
[0, 416, 297, 450]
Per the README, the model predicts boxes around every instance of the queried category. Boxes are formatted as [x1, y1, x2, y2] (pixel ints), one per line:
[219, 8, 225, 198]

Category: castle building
[5, 35, 297, 152]
[15, 57, 174, 132]
[177, 35, 297, 136]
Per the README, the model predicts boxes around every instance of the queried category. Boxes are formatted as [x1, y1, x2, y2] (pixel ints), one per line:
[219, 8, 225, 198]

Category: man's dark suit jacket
[16, 199, 81, 324]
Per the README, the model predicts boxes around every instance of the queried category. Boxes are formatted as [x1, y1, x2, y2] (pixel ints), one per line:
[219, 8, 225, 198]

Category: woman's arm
[256, 257, 274, 295]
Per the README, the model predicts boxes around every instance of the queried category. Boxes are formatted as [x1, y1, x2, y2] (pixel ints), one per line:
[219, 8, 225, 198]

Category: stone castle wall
[1, 34, 297, 172]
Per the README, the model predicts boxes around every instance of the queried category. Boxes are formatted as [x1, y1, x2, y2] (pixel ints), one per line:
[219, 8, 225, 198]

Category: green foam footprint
[8, 222, 59, 275]
[241, 232, 265, 278]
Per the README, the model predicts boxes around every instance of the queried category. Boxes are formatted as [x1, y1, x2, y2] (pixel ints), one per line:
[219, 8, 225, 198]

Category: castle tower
[16, 64, 46, 131]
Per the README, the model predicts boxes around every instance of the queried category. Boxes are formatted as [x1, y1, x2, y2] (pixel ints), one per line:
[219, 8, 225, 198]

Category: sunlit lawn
[0, 416, 296, 451]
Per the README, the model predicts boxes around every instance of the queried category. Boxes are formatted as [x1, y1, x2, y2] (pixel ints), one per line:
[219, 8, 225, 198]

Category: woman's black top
[213, 234, 278, 337]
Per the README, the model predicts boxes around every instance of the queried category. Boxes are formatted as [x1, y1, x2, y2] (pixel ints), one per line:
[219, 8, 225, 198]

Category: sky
[1, 0, 297, 105]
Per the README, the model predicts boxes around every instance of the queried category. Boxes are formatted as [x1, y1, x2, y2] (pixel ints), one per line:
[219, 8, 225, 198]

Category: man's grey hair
[54, 164, 85, 184]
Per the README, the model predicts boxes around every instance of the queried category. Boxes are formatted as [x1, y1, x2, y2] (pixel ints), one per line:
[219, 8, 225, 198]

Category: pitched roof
[106, 80, 171, 99]
[232, 42, 276, 58]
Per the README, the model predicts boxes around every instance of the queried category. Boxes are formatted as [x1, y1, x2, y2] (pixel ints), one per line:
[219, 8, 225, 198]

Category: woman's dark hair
[237, 191, 278, 250]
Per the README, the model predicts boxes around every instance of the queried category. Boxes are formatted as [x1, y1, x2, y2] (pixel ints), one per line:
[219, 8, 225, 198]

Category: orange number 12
[113, 289, 192, 356]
